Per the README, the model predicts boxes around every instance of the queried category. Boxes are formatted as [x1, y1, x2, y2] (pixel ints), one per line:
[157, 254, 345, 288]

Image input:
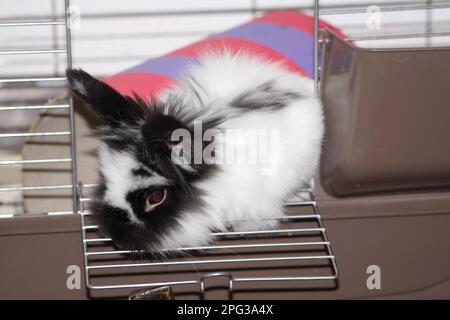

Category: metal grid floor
[79, 184, 338, 297]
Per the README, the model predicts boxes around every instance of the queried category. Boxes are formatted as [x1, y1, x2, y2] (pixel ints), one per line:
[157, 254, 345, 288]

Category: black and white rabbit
[67, 52, 324, 252]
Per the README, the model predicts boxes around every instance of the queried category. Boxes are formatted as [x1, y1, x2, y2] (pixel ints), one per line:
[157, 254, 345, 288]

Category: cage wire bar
[65, 0, 79, 214]
[0, 0, 78, 213]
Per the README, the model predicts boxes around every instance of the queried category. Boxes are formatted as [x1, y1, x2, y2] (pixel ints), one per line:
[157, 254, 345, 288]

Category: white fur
[156, 52, 324, 249]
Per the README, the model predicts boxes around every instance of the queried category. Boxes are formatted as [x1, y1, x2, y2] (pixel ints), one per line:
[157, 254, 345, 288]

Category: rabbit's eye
[166, 137, 182, 146]
[144, 188, 166, 212]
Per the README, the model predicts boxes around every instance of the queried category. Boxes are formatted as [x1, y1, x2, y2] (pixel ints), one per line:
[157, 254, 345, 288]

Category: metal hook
[199, 272, 234, 299]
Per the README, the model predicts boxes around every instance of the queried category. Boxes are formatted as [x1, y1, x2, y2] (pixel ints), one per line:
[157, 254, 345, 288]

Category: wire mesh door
[0, 0, 78, 216]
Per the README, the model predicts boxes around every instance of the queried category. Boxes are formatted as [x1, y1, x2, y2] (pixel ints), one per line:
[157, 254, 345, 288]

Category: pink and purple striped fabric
[103, 10, 346, 100]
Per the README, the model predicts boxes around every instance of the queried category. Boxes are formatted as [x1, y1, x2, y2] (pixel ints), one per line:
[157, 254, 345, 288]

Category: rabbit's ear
[66, 68, 146, 126]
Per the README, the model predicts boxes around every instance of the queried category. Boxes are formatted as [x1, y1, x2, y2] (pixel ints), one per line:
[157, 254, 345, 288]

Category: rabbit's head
[67, 69, 215, 252]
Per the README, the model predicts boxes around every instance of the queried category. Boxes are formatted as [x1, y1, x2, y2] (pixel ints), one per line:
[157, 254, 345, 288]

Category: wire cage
[1, 0, 450, 299]
[0, 0, 77, 216]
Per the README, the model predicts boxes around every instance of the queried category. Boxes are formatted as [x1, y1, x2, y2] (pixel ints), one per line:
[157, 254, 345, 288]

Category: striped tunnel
[102, 10, 346, 100]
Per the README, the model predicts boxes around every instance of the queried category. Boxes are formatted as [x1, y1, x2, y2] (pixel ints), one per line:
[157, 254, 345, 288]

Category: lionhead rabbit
[67, 52, 324, 252]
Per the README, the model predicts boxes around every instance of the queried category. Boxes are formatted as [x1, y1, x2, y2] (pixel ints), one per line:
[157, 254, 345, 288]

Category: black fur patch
[132, 168, 153, 178]
[66, 69, 149, 127]
[139, 108, 217, 187]
[231, 80, 301, 111]
[90, 178, 205, 252]
[96, 125, 139, 151]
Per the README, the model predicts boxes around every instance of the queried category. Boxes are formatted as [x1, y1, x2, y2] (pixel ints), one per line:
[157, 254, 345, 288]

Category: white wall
[0, 0, 449, 77]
